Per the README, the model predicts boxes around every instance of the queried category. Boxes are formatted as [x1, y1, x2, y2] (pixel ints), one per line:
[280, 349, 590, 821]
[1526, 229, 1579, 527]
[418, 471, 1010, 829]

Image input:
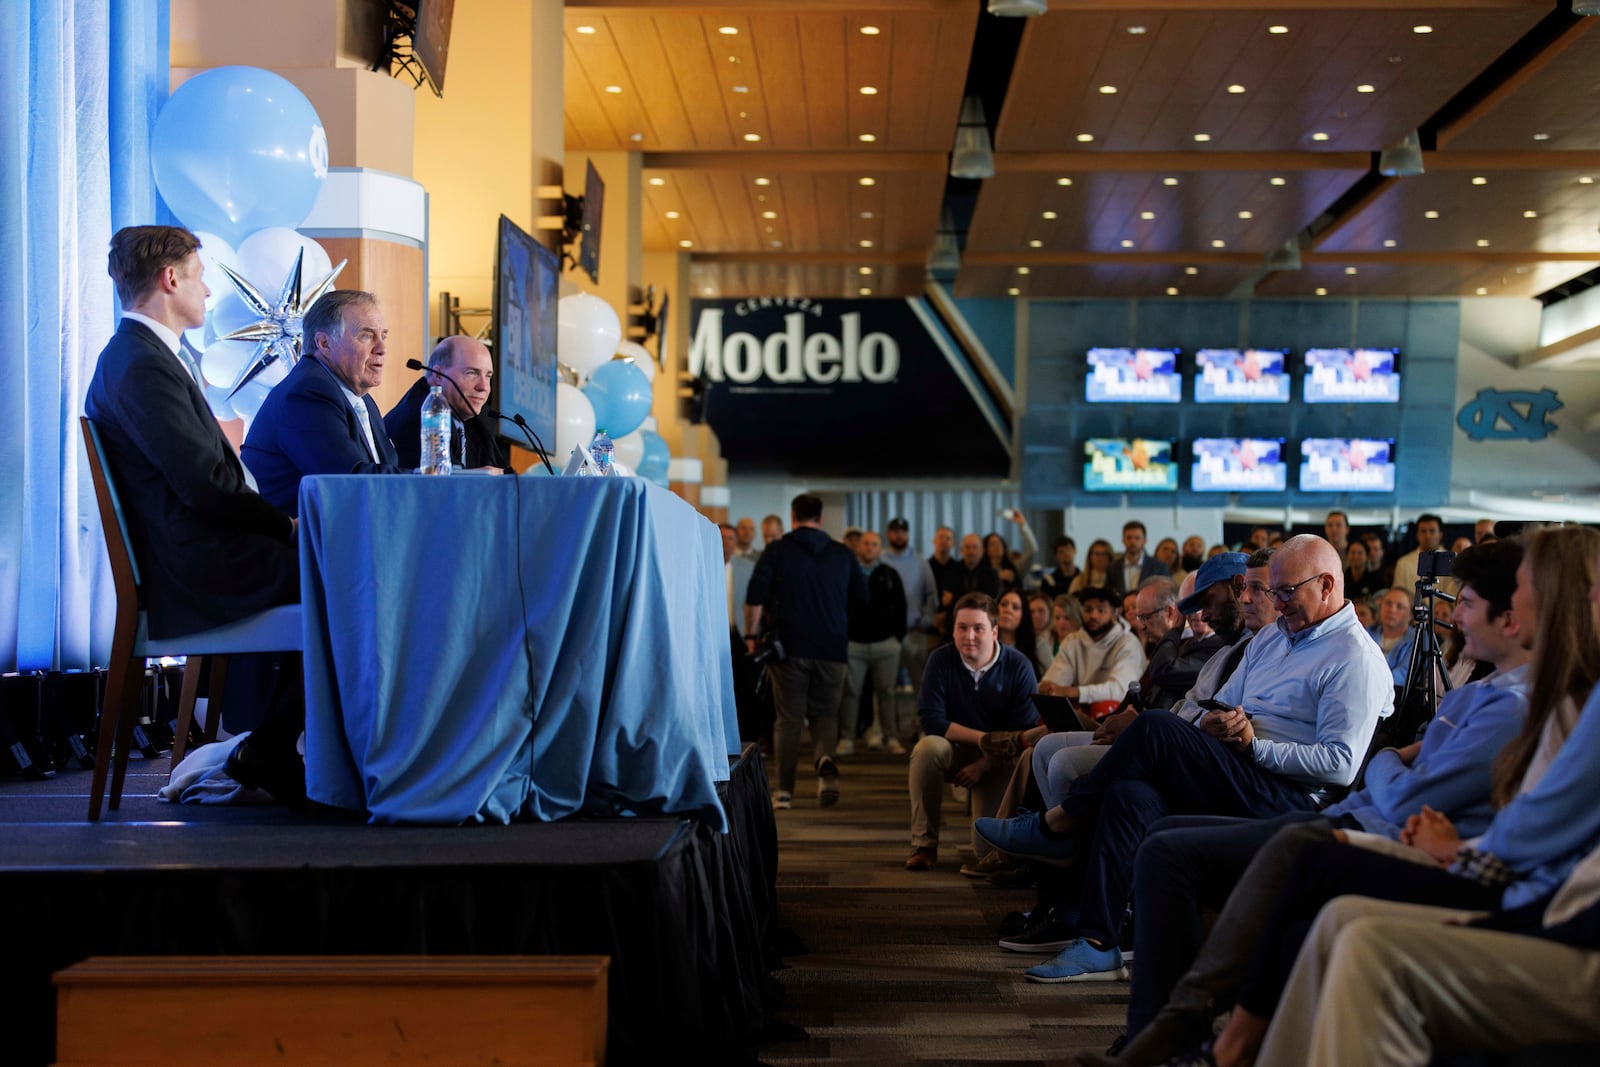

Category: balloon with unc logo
[583, 358, 652, 438]
[152, 66, 329, 245]
[637, 429, 670, 486]
[554, 382, 597, 463]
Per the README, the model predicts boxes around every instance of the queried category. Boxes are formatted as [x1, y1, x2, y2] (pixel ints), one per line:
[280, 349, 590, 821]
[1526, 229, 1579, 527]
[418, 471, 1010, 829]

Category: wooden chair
[79, 416, 301, 820]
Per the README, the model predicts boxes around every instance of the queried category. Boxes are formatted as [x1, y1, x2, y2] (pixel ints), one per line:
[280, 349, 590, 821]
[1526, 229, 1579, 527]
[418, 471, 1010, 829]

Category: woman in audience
[1342, 538, 1385, 602]
[996, 589, 1045, 677]
[1069, 539, 1114, 595]
[1186, 524, 1600, 1067]
[1029, 591, 1058, 663]
[1052, 594, 1082, 647]
[984, 531, 1023, 595]
[1155, 538, 1183, 585]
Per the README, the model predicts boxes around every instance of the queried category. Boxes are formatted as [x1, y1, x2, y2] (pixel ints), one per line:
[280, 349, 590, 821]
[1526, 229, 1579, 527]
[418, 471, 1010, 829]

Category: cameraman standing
[745, 494, 867, 811]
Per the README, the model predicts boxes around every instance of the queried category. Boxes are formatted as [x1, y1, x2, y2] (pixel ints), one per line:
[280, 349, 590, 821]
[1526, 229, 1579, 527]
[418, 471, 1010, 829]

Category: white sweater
[1040, 618, 1145, 704]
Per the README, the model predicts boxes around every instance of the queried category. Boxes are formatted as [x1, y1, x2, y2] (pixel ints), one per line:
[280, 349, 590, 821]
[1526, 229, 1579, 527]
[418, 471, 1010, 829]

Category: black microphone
[483, 407, 556, 476]
[404, 357, 475, 415]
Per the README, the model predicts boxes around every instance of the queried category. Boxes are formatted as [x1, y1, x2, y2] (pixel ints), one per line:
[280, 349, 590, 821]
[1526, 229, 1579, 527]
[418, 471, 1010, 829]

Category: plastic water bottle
[589, 429, 615, 476]
[420, 385, 452, 475]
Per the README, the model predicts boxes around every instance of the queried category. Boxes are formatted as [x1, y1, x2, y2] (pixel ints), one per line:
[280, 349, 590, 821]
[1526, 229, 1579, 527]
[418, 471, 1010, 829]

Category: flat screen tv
[1084, 437, 1178, 492]
[1303, 347, 1401, 403]
[1191, 437, 1288, 492]
[413, 0, 455, 96]
[1193, 348, 1290, 404]
[1299, 437, 1396, 492]
[578, 159, 604, 283]
[493, 214, 559, 454]
[1086, 347, 1182, 403]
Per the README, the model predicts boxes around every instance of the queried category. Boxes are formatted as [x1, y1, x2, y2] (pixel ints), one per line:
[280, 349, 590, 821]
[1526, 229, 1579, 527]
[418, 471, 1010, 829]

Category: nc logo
[1456, 387, 1562, 441]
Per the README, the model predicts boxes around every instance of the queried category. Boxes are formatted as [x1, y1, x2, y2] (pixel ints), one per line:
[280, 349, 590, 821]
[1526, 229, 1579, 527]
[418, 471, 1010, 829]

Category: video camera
[1416, 549, 1456, 581]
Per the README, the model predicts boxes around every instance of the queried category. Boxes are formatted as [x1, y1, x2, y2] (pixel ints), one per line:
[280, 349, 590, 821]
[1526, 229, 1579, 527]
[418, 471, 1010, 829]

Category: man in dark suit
[383, 335, 507, 472]
[242, 289, 404, 516]
[1108, 519, 1172, 597]
[84, 225, 304, 802]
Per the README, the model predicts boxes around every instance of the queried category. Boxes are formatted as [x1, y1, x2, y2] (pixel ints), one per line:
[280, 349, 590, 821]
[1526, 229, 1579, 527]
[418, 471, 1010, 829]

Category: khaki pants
[908, 734, 1014, 856]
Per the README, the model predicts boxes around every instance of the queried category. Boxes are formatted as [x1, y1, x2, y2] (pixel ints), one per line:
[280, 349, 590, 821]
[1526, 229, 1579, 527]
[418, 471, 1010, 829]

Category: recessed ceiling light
[732, 85, 749, 94]
[1099, 85, 1118, 94]
[679, 239, 693, 248]
[1477, 238, 1490, 247]
[1227, 84, 1246, 94]
[1345, 267, 1358, 275]
[702, 287, 715, 295]
[859, 239, 873, 248]
[1166, 287, 1180, 296]
[743, 133, 761, 142]
[1077, 133, 1095, 143]
[1311, 131, 1329, 142]
[858, 176, 876, 186]
[1140, 211, 1155, 220]
[1211, 239, 1226, 248]
[1121, 239, 1135, 248]
[1424, 210, 1439, 218]
[858, 266, 873, 275]
[860, 211, 874, 219]
[1268, 25, 1289, 35]
[1315, 287, 1328, 296]
[1041, 210, 1058, 219]
[664, 210, 680, 219]
[858, 86, 878, 95]
[764, 226, 773, 233]
[1413, 24, 1433, 34]
[576, 25, 597, 35]
[605, 85, 623, 94]
[1524, 210, 1539, 218]
[1162, 177, 1180, 186]
[1185, 266, 1198, 275]
[1194, 133, 1212, 142]
[1581, 176, 1596, 185]
[1008, 287, 1021, 295]
[858, 287, 872, 296]
[858, 133, 877, 142]
[761, 211, 777, 219]
[860, 25, 880, 36]
[718, 26, 738, 35]
[1471, 176, 1488, 185]
[1356, 84, 1375, 94]
[1056, 177, 1074, 186]
[1533, 132, 1550, 141]
[754, 177, 771, 186]
[1126, 25, 1147, 35]
[1269, 177, 1287, 186]
[1383, 239, 1396, 247]
[1476, 287, 1489, 295]
[1238, 210, 1253, 219]
[648, 177, 665, 186]
[1014, 267, 1032, 277]
[1028, 239, 1043, 248]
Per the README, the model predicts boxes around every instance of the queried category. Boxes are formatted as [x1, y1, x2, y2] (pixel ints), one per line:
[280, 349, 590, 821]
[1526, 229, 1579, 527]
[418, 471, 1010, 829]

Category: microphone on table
[483, 408, 556, 476]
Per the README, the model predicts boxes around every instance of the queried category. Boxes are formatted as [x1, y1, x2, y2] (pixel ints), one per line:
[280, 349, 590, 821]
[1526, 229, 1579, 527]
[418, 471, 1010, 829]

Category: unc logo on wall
[1456, 387, 1562, 442]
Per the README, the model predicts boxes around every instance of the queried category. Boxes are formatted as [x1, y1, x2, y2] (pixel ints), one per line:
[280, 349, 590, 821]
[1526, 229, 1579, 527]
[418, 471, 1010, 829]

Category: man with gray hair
[384, 335, 507, 471]
[243, 289, 404, 515]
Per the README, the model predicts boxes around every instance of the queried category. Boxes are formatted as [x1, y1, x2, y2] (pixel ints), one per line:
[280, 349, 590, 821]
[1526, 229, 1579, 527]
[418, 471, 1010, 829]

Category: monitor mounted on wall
[578, 159, 605, 283]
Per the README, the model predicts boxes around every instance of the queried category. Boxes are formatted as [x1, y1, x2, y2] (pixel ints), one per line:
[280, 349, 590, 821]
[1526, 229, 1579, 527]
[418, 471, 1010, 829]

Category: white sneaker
[772, 790, 792, 811]
[835, 737, 855, 757]
[885, 738, 907, 755]
[950, 784, 970, 807]
[865, 730, 885, 751]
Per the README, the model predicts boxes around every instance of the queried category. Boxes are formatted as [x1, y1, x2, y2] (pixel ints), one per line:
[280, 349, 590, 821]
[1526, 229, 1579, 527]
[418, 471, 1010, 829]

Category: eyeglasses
[1134, 607, 1168, 623]
[1268, 573, 1329, 603]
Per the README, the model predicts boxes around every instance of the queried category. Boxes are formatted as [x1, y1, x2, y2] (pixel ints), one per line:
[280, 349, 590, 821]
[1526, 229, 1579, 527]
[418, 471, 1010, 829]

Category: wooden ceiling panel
[997, 9, 1548, 154]
[746, 16, 810, 150]
[688, 262, 924, 300]
[794, 19, 851, 146]
[953, 262, 1259, 300]
[1317, 168, 1600, 254]
[1442, 22, 1600, 150]
[1255, 258, 1600, 300]
[623, 18, 734, 149]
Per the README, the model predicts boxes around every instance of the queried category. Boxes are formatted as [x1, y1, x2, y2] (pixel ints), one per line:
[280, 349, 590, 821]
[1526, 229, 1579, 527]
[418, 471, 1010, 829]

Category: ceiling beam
[1518, 322, 1600, 370]
[1422, 151, 1600, 171]
[643, 151, 947, 173]
[689, 251, 929, 265]
[996, 152, 1370, 173]
[568, 0, 969, 11]
[1307, 176, 1396, 251]
[1436, 18, 1594, 149]
[573, 0, 1549, 8]
[963, 250, 1600, 267]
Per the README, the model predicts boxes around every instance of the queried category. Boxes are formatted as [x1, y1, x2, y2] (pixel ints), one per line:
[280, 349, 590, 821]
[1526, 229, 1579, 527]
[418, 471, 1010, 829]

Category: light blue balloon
[152, 66, 329, 245]
[584, 359, 652, 438]
[637, 430, 670, 486]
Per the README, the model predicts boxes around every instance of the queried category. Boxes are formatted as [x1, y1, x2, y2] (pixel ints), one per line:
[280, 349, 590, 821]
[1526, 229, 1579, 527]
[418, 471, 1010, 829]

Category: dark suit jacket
[382, 376, 508, 472]
[241, 357, 404, 517]
[84, 320, 298, 639]
[1108, 554, 1172, 596]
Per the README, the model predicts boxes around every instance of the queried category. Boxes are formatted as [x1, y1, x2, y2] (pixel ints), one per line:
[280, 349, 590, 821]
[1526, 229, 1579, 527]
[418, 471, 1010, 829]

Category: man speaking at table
[383, 335, 508, 472]
[242, 289, 404, 515]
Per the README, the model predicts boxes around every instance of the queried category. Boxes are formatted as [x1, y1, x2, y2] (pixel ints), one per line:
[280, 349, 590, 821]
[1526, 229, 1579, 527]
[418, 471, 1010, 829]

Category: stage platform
[0, 745, 779, 1066]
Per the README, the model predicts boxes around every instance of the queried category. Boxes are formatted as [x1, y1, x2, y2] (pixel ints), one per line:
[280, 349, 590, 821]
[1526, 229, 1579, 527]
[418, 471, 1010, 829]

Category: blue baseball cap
[1177, 552, 1250, 615]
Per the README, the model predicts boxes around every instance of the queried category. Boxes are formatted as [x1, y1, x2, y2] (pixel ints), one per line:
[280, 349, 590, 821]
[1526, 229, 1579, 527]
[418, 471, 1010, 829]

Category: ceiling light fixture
[1185, 266, 1199, 275]
[665, 210, 680, 219]
[1163, 177, 1180, 186]
[928, 230, 960, 275]
[1471, 176, 1488, 185]
[1166, 287, 1180, 296]
[1310, 131, 1330, 142]
[1424, 210, 1440, 218]
[1581, 177, 1596, 184]
[859, 26, 880, 36]
[1265, 239, 1302, 271]
[1315, 287, 1328, 296]
[1238, 210, 1253, 219]
[1029, 239, 1043, 248]
[576, 25, 597, 35]
[1017, 266, 1031, 275]
[1120, 239, 1134, 248]
[1268, 25, 1289, 34]
[732, 85, 749, 94]
[1008, 287, 1021, 295]
[1413, 24, 1433, 34]
[718, 26, 738, 35]
[1476, 287, 1489, 295]
[1077, 133, 1095, 142]
[1099, 85, 1118, 94]
[859, 266, 873, 275]
[858, 86, 878, 95]
[858, 176, 876, 186]
[770, 240, 782, 248]
[1378, 129, 1424, 177]
[951, 96, 996, 179]
[1057, 177, 1074, 186]
[1477, 238, 1490, 247]
[1211, 239, 1226, 248]
[1533, 132, 1550, 141]
[679, 239, 693, 248]
[1524, 210, 1539, 218]
[761, 211, 777, 219]
[858, 133, 877, 142]
[1383, 239, 1397, 247]
[1193, 133, 1212, 142]
[604, 85, 623, 94]
[859, 239, 874, 248]
[859, 287, 872, 296]
[987, 0, 1049, 16]
[1270, 177, 1287, 186]
[1356, 84, 1375, 93]
[743, 133, 761, 141]
[1140, 211, 1155, 220]
[1345, 267, 1358, 275]
[1127, 25, 1147, 35]
[648, 177, 665, 186]
[1227, 84, 1246, 94]
[860, 211, 874, 218]
[754, 177, 771, 186]
[1042, 210, 1058, 219]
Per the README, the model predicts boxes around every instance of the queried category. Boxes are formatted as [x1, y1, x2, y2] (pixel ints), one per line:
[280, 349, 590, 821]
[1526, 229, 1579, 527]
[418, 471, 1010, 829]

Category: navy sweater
[918, 642, 1041, 739]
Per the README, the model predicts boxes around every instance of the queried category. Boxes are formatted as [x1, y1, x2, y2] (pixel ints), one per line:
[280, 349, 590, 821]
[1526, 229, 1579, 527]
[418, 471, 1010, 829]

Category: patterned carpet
[762, 744, 1125, 1066]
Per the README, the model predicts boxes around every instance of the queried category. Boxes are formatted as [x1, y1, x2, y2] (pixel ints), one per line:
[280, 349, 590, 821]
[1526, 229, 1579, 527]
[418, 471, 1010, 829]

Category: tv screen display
[579, 159, 604, 283]
[1086, 347, 1182, 403]
[1299, 437, 1396, 492]
[494, 214, 559, 454]
[1084, 437, 1178, 492]
[1303, 347, 1401, 403]
[1193, 348, 1290, 404]
[1191, 437, 1288, 492]
[413, 0, 455, 96]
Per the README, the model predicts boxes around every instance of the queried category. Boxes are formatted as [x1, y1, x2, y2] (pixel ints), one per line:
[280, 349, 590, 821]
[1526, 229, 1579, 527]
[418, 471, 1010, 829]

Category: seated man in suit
[383, 335, 507, 472]
[84, 225, 304, 802]
[242, 289, 404, 516]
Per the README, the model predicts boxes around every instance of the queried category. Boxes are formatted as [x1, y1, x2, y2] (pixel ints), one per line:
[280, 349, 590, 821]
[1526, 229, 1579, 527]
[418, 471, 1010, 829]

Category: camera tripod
[1398, 577, 1455, 716]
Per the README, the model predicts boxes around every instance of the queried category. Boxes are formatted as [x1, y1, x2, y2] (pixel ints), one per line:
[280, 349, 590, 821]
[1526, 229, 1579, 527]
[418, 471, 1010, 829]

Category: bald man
[975, 534, 1393, 983]
[383, 335, 508, 472]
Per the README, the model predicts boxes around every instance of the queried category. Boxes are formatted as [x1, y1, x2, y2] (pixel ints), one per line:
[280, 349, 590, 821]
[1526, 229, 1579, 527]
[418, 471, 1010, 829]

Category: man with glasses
[975, 536, 1391, 983]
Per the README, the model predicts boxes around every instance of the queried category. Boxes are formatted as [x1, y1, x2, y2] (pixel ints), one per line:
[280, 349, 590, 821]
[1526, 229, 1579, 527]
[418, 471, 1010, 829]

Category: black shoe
[998, 908, 1075, 953]
[225, 735, 307, 810]
[997, 910, 1031, 938]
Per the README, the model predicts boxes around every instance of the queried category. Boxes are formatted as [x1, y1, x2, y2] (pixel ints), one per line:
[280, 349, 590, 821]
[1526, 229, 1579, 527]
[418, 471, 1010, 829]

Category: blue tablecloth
[298, 474, 738, 828]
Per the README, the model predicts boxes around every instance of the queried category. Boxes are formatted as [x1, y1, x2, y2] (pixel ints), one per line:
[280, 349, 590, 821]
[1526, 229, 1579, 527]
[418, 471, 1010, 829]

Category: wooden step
[53, 955, 608, 1066]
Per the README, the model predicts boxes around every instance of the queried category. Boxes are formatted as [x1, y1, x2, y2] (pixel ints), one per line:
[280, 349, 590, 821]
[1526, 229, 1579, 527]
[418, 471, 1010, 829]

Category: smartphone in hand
[1199, 697, 1251, 720]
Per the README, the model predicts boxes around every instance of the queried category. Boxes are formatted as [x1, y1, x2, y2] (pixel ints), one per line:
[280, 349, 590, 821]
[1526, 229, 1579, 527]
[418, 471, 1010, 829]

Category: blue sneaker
[1023, 939, 1128, 983]
[972, 810, 1076, 864]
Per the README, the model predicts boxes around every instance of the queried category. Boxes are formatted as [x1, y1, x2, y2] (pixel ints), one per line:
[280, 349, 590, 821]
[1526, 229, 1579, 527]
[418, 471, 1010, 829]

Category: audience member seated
[1323, 510, 1351, 566]
[1028, 591, 1057, 666]
[1036, 586, 1143, 704]
[1070, 538, 1115, 595]
[1050, 594, 1082, 653]
[1342, 537, 1386, 602]
[242, 289, 404, 516]
[1369, 586, 1419, 686]
[996, 589, 1045, 678]
[1039, 536, 1080, 600]
[1180, 536, 1206, 578]
[974, 536, 1392, 984]
[1155, 537, 1184, 586]
[382, 335, 507, 472]
[1100, 537, 1533, 1063]
[905, 593, 1040, 871]
[1361, 530, 1395, 588]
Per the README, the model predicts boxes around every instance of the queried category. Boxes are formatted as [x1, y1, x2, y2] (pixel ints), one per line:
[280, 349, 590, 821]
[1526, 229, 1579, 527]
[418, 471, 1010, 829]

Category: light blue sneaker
[972, 810, 1076, 864]
[1023, 938, 1128, 983]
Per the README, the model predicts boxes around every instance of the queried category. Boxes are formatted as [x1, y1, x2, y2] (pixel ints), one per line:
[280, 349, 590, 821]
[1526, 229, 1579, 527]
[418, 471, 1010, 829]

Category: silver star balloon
[217, 248, 347, 398]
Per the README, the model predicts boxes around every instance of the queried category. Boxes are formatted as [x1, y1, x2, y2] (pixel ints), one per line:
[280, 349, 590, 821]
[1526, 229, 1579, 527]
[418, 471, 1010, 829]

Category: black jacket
[848, 563, 907, 644]
[1141, 628, 1229, 711]
[383, 376, 508, 472]
[745, 527, 867, 663]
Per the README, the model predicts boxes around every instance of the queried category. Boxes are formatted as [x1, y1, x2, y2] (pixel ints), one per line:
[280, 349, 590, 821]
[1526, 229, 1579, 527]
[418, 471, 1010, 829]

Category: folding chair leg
[107, 660, 145, 812]
[170, 657, 205, 779]
[204, 656, 229, 744]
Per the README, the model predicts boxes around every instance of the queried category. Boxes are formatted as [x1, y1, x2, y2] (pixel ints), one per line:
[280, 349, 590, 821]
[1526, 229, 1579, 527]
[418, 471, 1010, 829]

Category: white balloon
[554, 381, 596, 462]
[617, 341, 656, 383]
[639, 415, 658, 432]
[201, 339, 254, 387]
[192, 231, 238, 311]
[235, 227, 334, 293]
[203, 384, 237, 422]
[210, 291, 257, 338]
[614, 430, 645, 470]
[184, 325, 207, 352]
[557, 292, 622, 378]
[230, 377, 273, 422]
[612, 461, 634, 478]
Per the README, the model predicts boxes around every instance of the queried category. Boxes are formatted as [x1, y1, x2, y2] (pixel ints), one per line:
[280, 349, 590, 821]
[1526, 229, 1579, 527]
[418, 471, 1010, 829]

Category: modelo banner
[687, 297, 1009, 476]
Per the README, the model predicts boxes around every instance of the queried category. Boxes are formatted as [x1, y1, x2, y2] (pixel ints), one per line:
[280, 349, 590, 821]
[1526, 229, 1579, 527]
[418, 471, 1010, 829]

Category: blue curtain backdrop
[0, 1, 168, 670]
